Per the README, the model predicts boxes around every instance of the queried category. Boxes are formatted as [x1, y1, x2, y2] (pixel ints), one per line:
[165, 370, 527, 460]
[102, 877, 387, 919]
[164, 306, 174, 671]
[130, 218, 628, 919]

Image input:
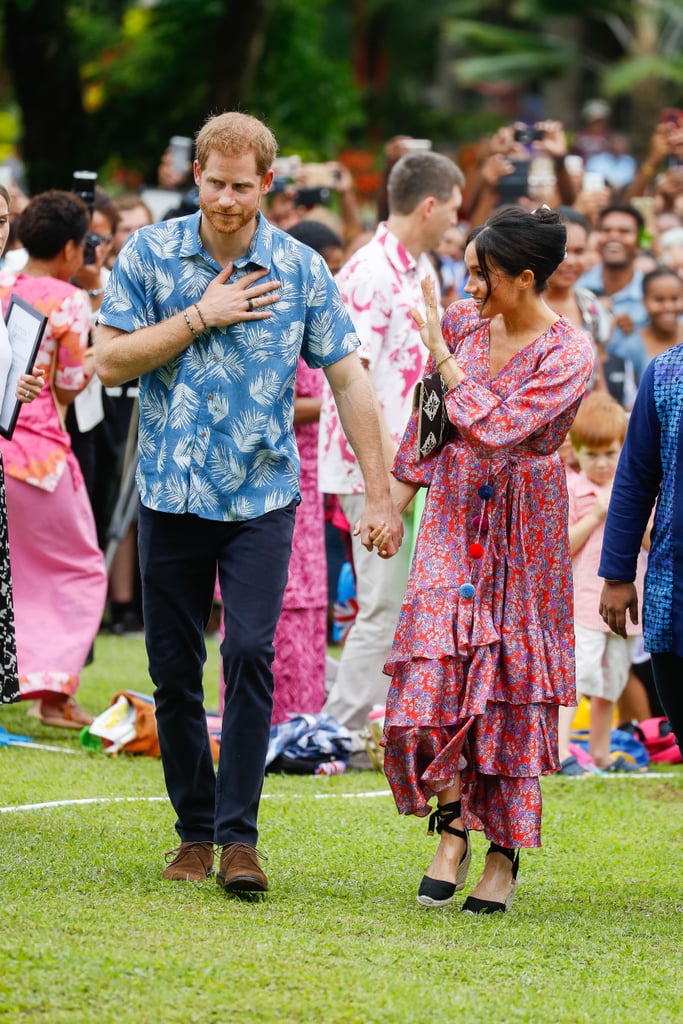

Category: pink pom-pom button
[471, 514, 489, 533]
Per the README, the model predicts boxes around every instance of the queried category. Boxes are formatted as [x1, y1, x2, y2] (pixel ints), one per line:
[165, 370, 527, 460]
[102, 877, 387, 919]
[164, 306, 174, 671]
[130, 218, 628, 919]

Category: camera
[514, 127, 545, 145]
[82, 232, 103, 266]
[295, 186, 332, 207]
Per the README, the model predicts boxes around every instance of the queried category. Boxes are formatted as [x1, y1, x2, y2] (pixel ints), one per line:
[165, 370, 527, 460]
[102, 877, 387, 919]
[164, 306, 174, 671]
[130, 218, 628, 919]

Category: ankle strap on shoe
[427, 800, 465, 838]
[487, 842, 520, 878]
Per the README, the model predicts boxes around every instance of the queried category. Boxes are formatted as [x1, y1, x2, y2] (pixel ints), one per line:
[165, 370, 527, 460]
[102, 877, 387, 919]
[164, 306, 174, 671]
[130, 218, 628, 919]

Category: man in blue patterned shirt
[598, 346, 683, 755]
[95, 111, 403, 896]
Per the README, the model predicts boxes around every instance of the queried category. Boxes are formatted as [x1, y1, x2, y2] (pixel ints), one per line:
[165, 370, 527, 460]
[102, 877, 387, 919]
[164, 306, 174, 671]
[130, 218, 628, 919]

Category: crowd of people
[0, 101, 681, 908]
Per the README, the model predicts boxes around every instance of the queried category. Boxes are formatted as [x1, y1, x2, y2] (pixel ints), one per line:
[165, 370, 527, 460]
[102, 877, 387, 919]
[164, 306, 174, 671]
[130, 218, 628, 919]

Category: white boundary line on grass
[0, 790, 393, 814]
[0, 773, 678, 815]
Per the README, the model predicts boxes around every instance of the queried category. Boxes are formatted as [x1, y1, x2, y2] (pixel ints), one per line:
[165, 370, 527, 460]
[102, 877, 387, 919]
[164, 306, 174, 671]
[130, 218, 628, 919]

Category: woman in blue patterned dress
[598, 344, 683, 747]
[372, 207, 594, 914]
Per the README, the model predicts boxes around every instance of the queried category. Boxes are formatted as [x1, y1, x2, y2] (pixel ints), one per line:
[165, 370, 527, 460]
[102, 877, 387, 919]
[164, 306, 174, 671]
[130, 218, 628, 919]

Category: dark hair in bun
[466, 205, 567, 304]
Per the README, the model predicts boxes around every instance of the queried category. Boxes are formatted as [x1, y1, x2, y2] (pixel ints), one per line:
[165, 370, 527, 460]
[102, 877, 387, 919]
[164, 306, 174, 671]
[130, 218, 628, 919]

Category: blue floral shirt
[98, 212, 358, 521]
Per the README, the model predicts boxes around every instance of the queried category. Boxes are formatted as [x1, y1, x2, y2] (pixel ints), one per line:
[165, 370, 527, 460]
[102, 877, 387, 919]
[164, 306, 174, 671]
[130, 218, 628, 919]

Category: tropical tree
[440, 0, 683, 150]
[0, 0, 365, 192]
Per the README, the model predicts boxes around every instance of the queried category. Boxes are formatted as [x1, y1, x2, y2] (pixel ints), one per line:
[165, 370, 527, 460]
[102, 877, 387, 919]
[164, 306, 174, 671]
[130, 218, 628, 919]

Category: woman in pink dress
[372, 206, 594, 913]
[0, 190, 107, 727]
[0, 183, 45, 705]
[269, 358, 326, 722]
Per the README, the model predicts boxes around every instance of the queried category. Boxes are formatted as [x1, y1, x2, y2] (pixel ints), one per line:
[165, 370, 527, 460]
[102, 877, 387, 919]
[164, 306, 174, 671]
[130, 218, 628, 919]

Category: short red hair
[569, 392, 628, 450]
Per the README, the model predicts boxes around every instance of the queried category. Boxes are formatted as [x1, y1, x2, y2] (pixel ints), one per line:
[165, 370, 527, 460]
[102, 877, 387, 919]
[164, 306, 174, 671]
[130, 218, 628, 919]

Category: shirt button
[207, 393, 213, 399]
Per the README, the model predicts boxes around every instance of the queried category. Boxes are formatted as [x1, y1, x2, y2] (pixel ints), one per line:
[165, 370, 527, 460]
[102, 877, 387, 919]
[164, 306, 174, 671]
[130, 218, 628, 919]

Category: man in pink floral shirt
[319, 150, 464, 752]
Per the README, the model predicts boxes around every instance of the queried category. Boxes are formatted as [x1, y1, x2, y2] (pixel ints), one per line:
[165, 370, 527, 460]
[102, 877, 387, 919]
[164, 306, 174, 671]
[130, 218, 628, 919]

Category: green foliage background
[1, 0, 683, 190]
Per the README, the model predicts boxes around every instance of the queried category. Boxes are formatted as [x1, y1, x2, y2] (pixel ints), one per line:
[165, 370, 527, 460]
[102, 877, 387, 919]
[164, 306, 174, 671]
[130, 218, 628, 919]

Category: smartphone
[514, 127, 544, 145]
[497, 160, 529, 204]
[660, 108, 683, 128]
[72, 170, 97, 208]
[583, 171, 605, 192]
[169, 136, 193, 176]
[564, 154, 584, 176]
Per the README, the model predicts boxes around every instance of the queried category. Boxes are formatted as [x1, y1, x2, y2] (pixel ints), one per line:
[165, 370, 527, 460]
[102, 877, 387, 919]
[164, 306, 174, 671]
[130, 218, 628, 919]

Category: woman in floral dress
[373, 206, 594, 914]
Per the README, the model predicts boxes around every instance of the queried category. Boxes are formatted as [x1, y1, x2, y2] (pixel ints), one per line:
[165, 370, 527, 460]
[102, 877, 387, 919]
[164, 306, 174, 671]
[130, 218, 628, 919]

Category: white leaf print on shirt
[232, 408, 270, 453]
[169, 383, 200, 429]
[249, 368, 282, 407]
[207, 445, 248, 493]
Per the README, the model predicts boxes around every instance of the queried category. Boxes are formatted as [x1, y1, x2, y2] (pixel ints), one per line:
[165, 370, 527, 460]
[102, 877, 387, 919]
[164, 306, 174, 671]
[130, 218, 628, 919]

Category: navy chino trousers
[138, 501, 296, 848]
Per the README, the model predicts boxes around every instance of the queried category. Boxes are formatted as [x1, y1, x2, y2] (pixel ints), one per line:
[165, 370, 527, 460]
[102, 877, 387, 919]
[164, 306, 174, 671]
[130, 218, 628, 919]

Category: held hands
[198, 266, 281, 329]
[599, 581, 638, 639]
[15, 368, 45, 404]
[353, 508, 404, 559]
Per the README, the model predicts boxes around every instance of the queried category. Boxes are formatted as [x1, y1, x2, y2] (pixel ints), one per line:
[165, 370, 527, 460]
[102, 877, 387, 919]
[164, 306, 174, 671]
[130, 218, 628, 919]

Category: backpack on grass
[634, 717, 682, 764]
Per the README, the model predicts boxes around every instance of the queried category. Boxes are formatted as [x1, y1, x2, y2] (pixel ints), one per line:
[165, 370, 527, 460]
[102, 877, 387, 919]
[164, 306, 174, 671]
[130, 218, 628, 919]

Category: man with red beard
[578, 203, 649, 380]
[94, 111, 403, 896]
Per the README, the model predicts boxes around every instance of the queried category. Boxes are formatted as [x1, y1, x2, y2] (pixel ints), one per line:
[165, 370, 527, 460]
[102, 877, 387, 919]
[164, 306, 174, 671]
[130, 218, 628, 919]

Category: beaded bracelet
[194, 303, 208, 331]
[182, 308, 199, 338]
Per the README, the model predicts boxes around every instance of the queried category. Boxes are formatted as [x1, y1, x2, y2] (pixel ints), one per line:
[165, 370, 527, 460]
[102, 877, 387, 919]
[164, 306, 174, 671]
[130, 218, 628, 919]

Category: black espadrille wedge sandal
[416, 800, 472, 908]
[461, 842, 519, 914]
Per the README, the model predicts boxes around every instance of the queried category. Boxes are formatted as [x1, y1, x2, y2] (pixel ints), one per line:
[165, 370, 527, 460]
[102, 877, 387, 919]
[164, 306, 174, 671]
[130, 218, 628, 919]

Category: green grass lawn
[1, 633, 682, 1023]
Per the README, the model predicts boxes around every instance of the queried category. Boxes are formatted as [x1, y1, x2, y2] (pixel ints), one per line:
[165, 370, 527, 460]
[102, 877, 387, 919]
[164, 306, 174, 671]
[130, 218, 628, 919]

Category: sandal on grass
[34, 695, 93, 730]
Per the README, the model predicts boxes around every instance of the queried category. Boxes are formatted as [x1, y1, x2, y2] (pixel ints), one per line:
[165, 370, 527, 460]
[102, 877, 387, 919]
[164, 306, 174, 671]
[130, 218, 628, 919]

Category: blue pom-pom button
[477, 484, 494, 500]
[459, 582, 476, 600]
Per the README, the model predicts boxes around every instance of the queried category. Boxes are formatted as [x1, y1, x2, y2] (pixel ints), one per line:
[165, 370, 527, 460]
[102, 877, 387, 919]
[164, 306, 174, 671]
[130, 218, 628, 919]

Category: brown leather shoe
[162, 841, 215, 881]
[217, 843, 268, 896]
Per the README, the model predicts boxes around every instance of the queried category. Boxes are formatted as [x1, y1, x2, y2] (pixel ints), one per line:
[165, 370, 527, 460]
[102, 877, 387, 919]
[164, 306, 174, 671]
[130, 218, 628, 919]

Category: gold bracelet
[640, 162, 656, 177]
[435, 353, 452, 373]
[194, 303, 208, 331]
[182, 309, 199, 338]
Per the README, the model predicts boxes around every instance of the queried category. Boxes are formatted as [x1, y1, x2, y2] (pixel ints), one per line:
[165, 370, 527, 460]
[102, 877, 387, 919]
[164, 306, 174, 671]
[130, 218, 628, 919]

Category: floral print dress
[383, 300, 594, 848]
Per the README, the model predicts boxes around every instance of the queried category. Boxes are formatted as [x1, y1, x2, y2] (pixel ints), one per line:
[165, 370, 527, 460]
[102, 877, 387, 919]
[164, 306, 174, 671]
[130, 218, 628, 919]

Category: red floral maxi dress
[383, 300, 594, 848]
